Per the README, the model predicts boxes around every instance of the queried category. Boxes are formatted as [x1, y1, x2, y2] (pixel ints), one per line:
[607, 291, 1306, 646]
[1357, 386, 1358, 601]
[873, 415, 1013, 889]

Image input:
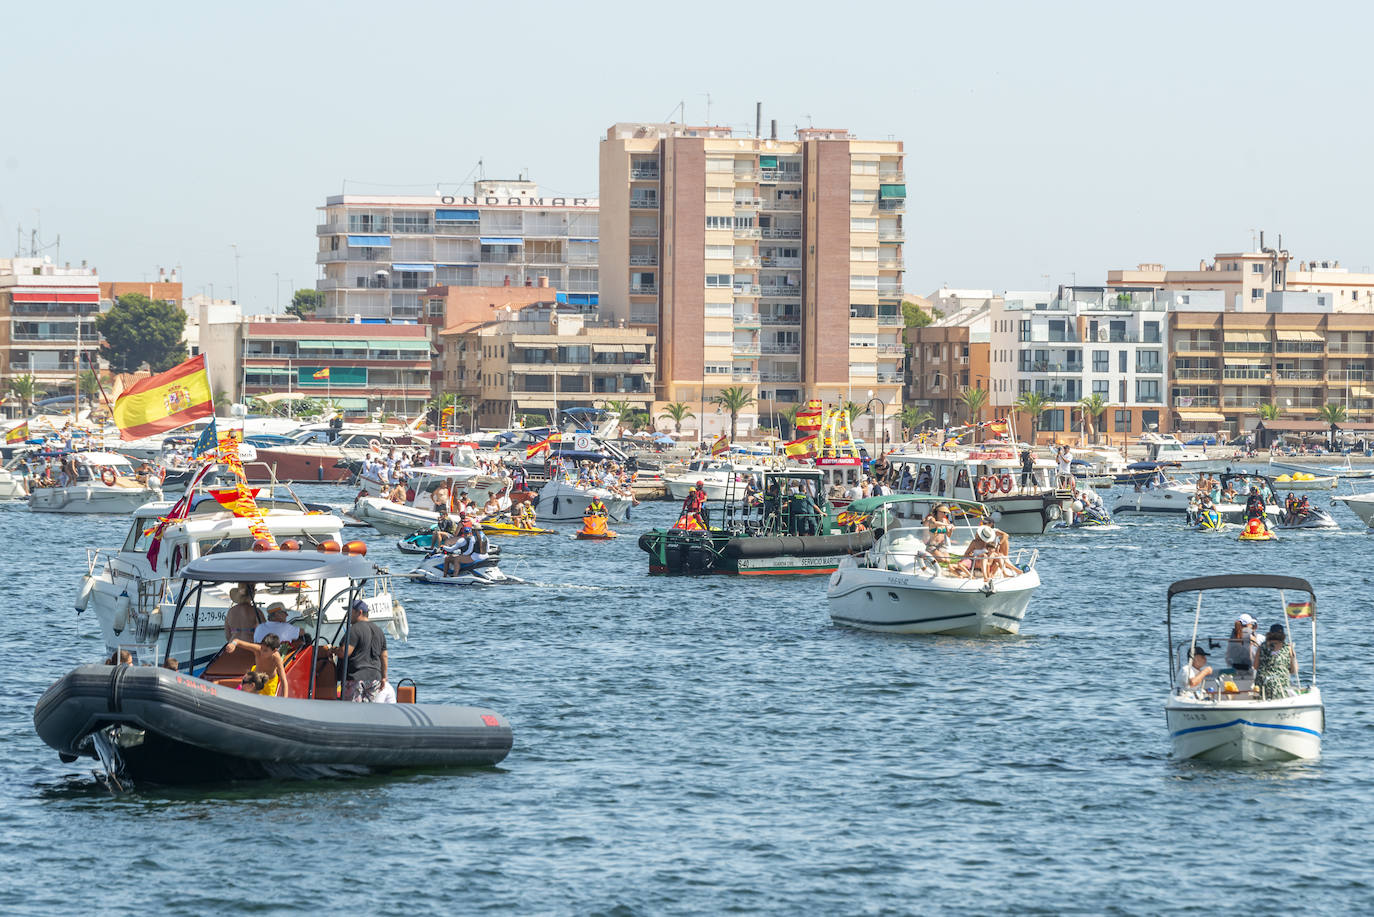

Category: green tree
[958, 386, 988, 424]
[79, 370, 101, 397]
[1078, 392, 1108, 439]
[1316, 403, 1347, 424]
[712, 385, 756, 440]
[1015, 391, 1050, 437]
[842, 400, 863, 424]
[600, 398, 635, 420]
[1256, 401, 1282, 421]
[287, 288, 324, 319]
[96, 293, 187, 373]
[659, 401, 695, 433]
[427, 393, 470, 428]
[902, 300, 941, 328]
[901, 406, 934, 436]
[8, 374, 36, 417]
[213, 389, 233, 414]
[624, 409, 652, 432]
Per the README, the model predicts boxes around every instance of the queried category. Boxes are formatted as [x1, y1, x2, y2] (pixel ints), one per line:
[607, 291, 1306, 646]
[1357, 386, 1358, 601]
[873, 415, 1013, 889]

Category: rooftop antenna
[1250, 228, 1257, 249]
[702, 92, 712, 125]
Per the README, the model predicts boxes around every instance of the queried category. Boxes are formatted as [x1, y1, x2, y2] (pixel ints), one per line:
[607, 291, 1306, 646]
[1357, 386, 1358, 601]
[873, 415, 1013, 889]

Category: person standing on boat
[1254, 624, 1298, 700]
[330, 600, 391, 703]
[1018, 447, 1035, 493]
[224, 584, 263, 643]
[1226, 613, 1259, 671]
[682, 481, 709, 529]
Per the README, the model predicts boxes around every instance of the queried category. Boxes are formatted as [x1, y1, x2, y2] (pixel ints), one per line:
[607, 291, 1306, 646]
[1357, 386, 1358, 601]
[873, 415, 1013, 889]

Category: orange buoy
[317, 540, 342, 553]
[279, 539, 301, 551]
[252, 538, 275, 551]
[343, 540, 368, 556]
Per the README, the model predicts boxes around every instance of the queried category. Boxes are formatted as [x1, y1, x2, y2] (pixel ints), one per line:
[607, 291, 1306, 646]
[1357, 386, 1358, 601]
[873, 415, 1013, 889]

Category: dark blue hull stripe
[1170, 717, 1322, 738]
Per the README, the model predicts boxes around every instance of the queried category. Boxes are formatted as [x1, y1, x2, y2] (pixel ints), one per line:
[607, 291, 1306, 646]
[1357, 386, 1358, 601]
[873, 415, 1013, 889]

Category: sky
[2, 0, 1372, 310]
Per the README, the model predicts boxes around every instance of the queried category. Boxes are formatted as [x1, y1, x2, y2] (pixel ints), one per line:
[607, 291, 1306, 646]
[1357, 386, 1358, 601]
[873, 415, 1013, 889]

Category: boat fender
[1047, 505, 1061, 521]
[552, 497, 560, 515]
[100, 467, 116, 487]
[1071, 500, 1084, 512]
[999, 473, 1012, 494]
[252, 538, 275, 551]
[75, 577, 94, 613]
[113, 590, 131, 635]
[317, 540, 342, 553]
[343, 540, 368, 556]
[369, 438, 381, 452]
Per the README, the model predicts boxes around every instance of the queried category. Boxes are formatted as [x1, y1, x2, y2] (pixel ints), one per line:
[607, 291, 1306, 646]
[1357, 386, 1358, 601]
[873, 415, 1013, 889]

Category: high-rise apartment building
[0, 257, 100, 399]
[599, 122, 905, 440]
[316, 180, 599, 322]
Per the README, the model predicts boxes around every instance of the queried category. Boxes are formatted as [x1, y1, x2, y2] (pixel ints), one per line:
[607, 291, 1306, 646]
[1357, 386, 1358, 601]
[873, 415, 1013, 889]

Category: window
[1019, 320, 1031, 342]
[1119, 380, 1127, 402]
[1143, 321, 1161, 343]
[1119, 350, 1127, 372]
[850, 188, 878, 202]
[706, 215, 732, 231]
[704, 363, 732, 374]
[1251, 288, 1265, 300]
[705, 244, 733, 260]
[850, 275, 878, 291]
[705, 273, 732, 288]
[705, 187, 734, 202]
[1042, 409, 1065, 432]
[1093, 379, 1110, 397]
[1251, 263, 1265, 273]
[704, 332, 733, 347]
[706, 157, 733, 173]
[1114, 410, 1132, 432]
[704, 302, 733, 317]
[850, 247, 878, 262]
[851, 159, 879, 175]
[850, 218, 877, 234]
[1092, 349, 1108, 373]
[1136, 379, 1160, 402]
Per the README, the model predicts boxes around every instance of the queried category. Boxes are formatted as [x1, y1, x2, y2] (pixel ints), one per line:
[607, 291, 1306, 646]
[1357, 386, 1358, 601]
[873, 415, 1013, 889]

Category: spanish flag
[784, 434, 816, 458]
[795, 399, 823, 433]
[711, 433, 730, 456]
[988, 419, 1009, 436]
[112, 354, 213, 441]
[312, 367, 330, 380]
[1285, 600, 1314, 619]
[526, 432, 561, 459]
[5, 422, 28, 444]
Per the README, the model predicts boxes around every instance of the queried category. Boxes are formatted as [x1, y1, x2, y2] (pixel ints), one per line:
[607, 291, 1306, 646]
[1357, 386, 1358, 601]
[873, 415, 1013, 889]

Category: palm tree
[1015, 391, 1050, 439]
[1256, 401, 1282, 421]
[711, 385, 756, 440]
[842, 401, 863, 424]
[1078, 392, 1108, 440]
[1316, 403, 1347, 424]
[601, 398, 635, 420]
[958, 386, 988, 425]
[9, 374, 35, 417]
[901, 406, 934, 438]
[427, 393, 469, 429]
[659, 401, 695, 434]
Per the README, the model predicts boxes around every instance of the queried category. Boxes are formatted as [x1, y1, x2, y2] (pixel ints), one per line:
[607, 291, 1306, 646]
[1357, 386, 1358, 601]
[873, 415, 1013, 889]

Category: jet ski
[1052, 501, 1119, 531]
[1273, 506, 1339, 531]
[573, 514, 619, 540]
[1237, 517, 1278, 542]
[409, 552, 522, 585]
[398, 530, 503, 556]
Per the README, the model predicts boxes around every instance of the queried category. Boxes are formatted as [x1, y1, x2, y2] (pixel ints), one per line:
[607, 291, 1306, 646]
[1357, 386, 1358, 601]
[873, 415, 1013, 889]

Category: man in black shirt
[332, 599, 390, 702]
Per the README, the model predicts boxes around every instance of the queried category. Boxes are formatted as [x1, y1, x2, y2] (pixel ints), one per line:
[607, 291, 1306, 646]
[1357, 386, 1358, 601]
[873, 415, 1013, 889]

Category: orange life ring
[999, 473, 1013, 494]
[100, 467, 116, 486]
[976, 475, 995, 497]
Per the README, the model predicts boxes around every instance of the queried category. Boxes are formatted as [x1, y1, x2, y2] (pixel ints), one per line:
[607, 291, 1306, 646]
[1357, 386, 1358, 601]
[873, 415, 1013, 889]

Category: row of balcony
[319, 221, 589, 239]
[1021, 361, 1165, 375]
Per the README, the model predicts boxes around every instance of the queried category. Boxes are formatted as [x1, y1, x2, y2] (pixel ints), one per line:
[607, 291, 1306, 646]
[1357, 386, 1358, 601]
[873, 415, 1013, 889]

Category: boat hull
[826, 565, 1039, 635]
[638, 529, 873, 576]
[34, 665, 512, 782]
[1166, 692, 1323, 762]
[249, 448, 352, 483]
[1335, 494, 1374, 527]
[536, 481, 632, 522]
[352, 497, 439, 535]
[974, 494, 1060, 535]
[29, 484, 162, 514]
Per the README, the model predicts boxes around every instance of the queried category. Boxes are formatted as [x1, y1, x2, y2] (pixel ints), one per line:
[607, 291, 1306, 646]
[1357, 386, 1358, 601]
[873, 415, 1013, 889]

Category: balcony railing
[1174, 339, 1219, 351]
[10, 362, 75, 372]
[433, 223, 482, 236]
[630, 167, 660, 180]
[878, 258, 903, 270]
[878, 230, 905, 241]
[762, 342, 800, 354]
[1275, 369, 1324, 381]
[734, 255, 760, 268]
[760, 286, 800, 300]
[1175, 396, 1220, 407]
[1223, 343, 1273, 353]
[877, 371, 904, 383]
[760, 257, 801, 268]
[629, 225, 659, 237]
[1173, 367, 1221, 380]
[12, 331, 92, 342]
[629, 311, 657, 324]
[733, 313, 762, 326]
[760, 314, 800, 326]
[732, 343, 762, 356]
[878, 343, 905, 356]
[877, 313, 903, 326]
[733, 170, 760, 182]
[1327, 370, 1373, 381]
[1223, 368, 1272, 379]
[1023, 361, 1082, 374]
[1275, 342, 1325, 353]
[1135, 363, 1165, 374]
[760, 169, 802, 183]
[878, 200, 905, 212]
[629, 255, 658, 266]
[761, 227, 801, 240]
[761, 199, 803, 211]
[732, 371, 760, 382]
[760, 371, 800, 382]
[734, 198, 762, 209]
[1327, 343, 1374, 354]
[629, 283, 658, 295]
[879, 171, 906, 183]
[733, 227, 762, 239]
[629, 198, 659, 209]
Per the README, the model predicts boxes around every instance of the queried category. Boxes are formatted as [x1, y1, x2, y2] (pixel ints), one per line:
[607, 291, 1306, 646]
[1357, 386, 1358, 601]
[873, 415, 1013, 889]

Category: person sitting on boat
[1225, 613, 1259, 672]
[586, 496, 608, 517]
[441, 521, 489, 578]
[224, 584, 263, 644]
[1220, 481, 1237, 502]
[479, 493, 505, 521]
[224, 632, 288, 698]
[430, 483, 451, 514]
[899, 465, 914, 492]
[1177, 646, 1213, 697]
[326, 600, 392, 703]
[455, 490, 475, 517]
[135, 461, 154, 485]
[1244, 486, 1266, 524]
[431, 505, 460, 547]
[1254, 624, 1298, 700]
[388, 482, 407, 504]
[954, 525, 1004, 584]
[915, 465, 933, 492]
[253, 602, 303, 646]
[923, 504, 954, 563]
[513, 500, 537, 530]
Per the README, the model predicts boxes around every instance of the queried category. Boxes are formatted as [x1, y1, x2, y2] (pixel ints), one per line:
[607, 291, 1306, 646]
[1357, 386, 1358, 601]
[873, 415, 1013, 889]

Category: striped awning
[1223, 329, 1268, 342]
[1275, 329, 1324, 342]
[1175, 411, 1226, 422]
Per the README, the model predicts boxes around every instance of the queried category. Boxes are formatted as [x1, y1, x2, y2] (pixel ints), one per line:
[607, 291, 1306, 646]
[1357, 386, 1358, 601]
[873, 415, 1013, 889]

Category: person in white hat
[1226, 613, 1260, 671]
[253, 602, 303, 644]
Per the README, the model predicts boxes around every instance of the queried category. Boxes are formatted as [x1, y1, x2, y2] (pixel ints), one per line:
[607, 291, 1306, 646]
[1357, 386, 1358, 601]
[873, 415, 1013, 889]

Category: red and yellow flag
[312, 367, 330, 380]
[5, 422, 28, 444]
[711, 433, 730, 456]
[526, 432, 562, 459]
[785, 434, 816, 458]
[988, 418, 1009, 435]
[112, 354, 213, 441]
[217, 431, 276, 549]
[794, 399, 823, 433]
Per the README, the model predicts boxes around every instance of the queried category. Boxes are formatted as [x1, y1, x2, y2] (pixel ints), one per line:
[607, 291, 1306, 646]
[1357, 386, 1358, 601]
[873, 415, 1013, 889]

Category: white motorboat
[352, 467, 513, 535]
[1164, 574, 1323, 762]
[1115, 471, 1281, 524]
[1334, 492, 1374, 528]
[78, 490, 406, 673]
[826, 495, 1040, 635]
[1269, 455, 1374, 480]
[536, 478, 632, 522]
[885, 446, 1088, 535]
[0, 465, 28, 499]
[28, 451, 162, 514]
[1138, 433, 1235, 472]
[662, 457, 775, 502]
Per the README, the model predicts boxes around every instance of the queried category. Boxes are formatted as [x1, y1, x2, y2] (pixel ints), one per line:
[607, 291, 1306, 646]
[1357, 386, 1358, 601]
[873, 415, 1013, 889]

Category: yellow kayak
[481, 521, 554, 536]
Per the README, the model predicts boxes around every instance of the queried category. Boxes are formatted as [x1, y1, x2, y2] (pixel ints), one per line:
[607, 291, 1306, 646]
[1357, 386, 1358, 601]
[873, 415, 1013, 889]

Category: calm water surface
[3, 483, 1373, 915]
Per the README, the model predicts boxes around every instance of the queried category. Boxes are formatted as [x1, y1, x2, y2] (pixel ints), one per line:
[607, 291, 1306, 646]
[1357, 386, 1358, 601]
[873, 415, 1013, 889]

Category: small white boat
[352, 467, 512, 535]
[1138, 433, 1236, 472]
[826, 495, 1040, 636]
[29, 452, 162, 514]
[1334, 492, 1374, 528]
[0, 465, 28, 499]
[1164, 574, 1323, 762]
[536, 478, 632, 522]
[1269, 455, 1374, 480]
[662, 458, 774, 503]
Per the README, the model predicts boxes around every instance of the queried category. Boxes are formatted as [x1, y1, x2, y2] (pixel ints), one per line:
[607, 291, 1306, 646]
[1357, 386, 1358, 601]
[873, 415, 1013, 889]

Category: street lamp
[863, 392, 887, 457]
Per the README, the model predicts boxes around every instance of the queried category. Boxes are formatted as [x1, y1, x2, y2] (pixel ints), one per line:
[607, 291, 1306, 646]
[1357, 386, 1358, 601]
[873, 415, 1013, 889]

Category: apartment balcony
[879, 171, 906, 183]
[1327, 369, 1372, 382]
[1326, 343, 1374, 355]
[1175, 396, 1221, 407]
[733, 226, 762, 239]
[731, 284, 760, 298]
[733, 170, 760, 182]
[732, 343, 762, 356]
[761, 199, 803, 212]
[760, 314, 801, 326]
[629, 225, 659, 237]
[759, 286, 800, 300]
[1174, 340, 1220, 353]
[734, 198, 762, 210]
[1135, 363, 1165, 375]
[1275, 369, 1324, 381]
[10, 361, 76, 372]
[761, 227, 801, 240]
[1222, 368, 1272, 380]
[1136, 395, 1164, 404]
[878, 258, 904, 270]
[629, 283, 658, 296]
[12, 331, 94, 342]
[760, 371, 800, 383]
[433, 223, 482, 236]
[1223, 343, 1273, 354]
[1275, 342, 1325, 354]
[733, 313, 762, 327]
[877, 371, 904, 383]
[316, 250, 351, 264]
[760, 256, 801, 268]
[1277, 397, 1327, 410]
[391, 304, 421, 319]
[878, 343, 905, 356]
[762, 342, 801, 355]
[732, 371, 760, 382]
[876, 284, 904, 298]
[630, 166, 660, 180]
[878, 200, 905, 212]
[759, 169, 802, 183]
[877, 313, 903, 326]
[734, 255, 760, 269]
[317, 222, 349, 234]
[1173, 367, 1221, 380]
[628, 254, 658, 266]
[629, 198, 659, 210]
[1024, 361, 1083, 374]
[878, 229, 905, 241]
[629, 310, 658, 324]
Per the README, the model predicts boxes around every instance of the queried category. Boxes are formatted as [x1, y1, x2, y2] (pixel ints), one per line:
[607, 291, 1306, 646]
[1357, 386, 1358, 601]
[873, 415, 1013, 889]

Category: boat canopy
[179, 550, 376, 583]
[1166, 574, 1314, 600]
[845, 494, 988, 516]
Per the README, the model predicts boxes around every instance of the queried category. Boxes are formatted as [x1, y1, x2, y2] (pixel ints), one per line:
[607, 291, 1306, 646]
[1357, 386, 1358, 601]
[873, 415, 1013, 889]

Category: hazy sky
[3, 0, 1371, 309]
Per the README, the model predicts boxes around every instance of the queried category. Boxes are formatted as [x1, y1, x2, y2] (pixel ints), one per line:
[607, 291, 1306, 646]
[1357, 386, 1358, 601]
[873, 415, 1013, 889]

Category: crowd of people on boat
[544, 456, 640, 502]
[919, 503, 1013, 585]
[1178, 613, 1300, 701]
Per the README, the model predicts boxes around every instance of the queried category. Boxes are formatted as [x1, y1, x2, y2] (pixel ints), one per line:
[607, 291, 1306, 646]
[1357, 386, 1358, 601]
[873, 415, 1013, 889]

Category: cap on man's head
[1191, 645, 1208, 657]
[1237, 613, 1257, 626]
[351, 599, 369, 615]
